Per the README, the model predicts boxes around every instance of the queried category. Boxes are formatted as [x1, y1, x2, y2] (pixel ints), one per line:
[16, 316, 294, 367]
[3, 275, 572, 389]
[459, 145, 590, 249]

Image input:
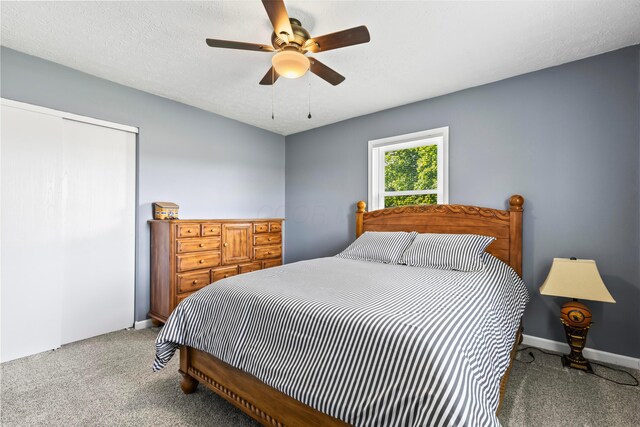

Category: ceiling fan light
[272, 50, 310, 79]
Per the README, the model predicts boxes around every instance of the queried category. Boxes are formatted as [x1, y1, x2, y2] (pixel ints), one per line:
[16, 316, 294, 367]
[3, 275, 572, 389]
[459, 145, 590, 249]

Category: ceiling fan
[205, 0, 370, 86]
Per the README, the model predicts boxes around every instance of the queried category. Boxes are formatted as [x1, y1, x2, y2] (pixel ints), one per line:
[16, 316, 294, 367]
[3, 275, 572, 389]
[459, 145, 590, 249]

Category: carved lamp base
[560, 300, 593, 373]
[561, 354, 593, 373]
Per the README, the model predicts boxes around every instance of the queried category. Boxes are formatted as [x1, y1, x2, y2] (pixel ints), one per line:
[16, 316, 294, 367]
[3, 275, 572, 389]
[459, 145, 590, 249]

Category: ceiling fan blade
[262, 0, 294, 42]
[305, 26, 370, 53]
[206, 38, 274, 52]
[259, 67, 280, 85]
[309, 58, 345, 86]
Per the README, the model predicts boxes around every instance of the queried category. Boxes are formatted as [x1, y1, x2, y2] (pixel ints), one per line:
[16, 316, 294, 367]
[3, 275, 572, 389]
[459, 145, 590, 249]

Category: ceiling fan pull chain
[307, 72, 312, 119]
[271, 67, 275, 120]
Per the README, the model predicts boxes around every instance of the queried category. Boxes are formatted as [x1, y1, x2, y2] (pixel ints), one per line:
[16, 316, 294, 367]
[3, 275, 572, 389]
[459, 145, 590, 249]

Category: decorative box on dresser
[148, 219, 284, 323]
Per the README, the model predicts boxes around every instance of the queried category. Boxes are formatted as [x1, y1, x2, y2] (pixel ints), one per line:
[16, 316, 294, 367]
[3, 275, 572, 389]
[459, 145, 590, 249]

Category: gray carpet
[1, 328, 638, 426]
[500, 347, 640, 426]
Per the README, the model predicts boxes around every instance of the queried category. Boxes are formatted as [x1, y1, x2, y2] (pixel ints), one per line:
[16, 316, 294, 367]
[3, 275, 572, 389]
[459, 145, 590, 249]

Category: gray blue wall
[1, 47, 285, 322]
[285, 46, 640, 358]
[3, 45, 639, 359]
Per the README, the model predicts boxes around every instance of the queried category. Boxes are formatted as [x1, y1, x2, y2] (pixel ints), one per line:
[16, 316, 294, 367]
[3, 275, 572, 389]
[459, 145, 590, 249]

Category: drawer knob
[223, 242, 229, 247]
[199, 259, 205, 264]
[192, 280, 198, 284]
[224, 274, 230, 278]
[210, 229, 216, 232]
[199, 243, 205, 247]
[187, 230, 192, 233]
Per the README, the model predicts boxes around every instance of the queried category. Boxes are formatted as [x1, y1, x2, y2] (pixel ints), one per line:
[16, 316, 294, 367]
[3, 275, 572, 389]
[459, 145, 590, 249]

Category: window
[368, 127, 448, 210]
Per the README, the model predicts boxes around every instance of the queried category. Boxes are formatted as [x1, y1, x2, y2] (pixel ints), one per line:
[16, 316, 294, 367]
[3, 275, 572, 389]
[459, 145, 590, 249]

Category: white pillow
[400, 233, 496, 272]
[336, 231, 418, 264]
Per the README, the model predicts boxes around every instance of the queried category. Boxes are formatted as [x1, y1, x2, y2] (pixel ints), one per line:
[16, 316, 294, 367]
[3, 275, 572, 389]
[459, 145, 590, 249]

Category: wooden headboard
[355, 195, 524, 277]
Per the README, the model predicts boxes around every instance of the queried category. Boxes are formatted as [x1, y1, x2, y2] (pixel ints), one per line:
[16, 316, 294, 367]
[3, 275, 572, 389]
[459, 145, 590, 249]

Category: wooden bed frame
[178, 195, 525, 426]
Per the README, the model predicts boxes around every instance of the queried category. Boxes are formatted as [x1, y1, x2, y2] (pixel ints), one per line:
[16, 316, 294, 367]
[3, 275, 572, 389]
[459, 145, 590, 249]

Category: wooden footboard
[179, 324, 522, 426]
[179, 346, 349, 427]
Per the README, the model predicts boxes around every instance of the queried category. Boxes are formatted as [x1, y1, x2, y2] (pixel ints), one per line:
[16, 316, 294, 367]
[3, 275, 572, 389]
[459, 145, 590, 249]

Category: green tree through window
[384, 145, 438, 207]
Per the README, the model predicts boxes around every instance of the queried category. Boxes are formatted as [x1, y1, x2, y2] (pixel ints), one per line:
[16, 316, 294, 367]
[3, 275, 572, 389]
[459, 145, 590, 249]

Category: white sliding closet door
[60, 120, 135, 344]
[1, 100, 136, 362]
[1, 106, 65, 362]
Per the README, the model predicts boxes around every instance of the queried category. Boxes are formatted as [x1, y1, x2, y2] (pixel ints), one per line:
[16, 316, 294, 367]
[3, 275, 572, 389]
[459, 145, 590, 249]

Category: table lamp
[539, 257, 615, 372]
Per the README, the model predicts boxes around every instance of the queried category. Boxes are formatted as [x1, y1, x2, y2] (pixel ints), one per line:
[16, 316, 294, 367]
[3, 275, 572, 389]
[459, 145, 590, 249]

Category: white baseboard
[134, 319, 155, 330]
[522, 334, 640, 370]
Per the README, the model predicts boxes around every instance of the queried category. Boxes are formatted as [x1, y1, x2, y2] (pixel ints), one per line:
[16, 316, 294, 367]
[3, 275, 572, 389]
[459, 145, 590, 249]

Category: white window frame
[368, 126, 449, 211]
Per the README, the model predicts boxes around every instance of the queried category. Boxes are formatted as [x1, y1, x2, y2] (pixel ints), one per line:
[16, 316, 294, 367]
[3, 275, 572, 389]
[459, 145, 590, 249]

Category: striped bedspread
[154, 254, 528, 426]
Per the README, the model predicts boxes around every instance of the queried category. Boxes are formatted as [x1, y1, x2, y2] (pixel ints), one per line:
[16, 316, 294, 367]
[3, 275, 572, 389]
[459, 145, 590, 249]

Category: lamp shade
[272, 49, 309, 79]
[539, 258, 615, 303]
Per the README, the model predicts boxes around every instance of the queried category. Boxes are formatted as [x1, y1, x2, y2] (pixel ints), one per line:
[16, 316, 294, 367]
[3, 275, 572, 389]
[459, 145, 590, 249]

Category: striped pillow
[337, 231, 418, 264]
[400, 233, 496, 272]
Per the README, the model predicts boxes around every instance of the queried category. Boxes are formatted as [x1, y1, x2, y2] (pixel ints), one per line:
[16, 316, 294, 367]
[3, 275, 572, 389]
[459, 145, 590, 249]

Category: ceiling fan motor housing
[271, 18, 311, 50]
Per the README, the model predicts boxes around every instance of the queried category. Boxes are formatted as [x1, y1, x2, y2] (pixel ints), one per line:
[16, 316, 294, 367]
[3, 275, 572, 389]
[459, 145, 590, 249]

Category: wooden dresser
[148, 219, 284, 323]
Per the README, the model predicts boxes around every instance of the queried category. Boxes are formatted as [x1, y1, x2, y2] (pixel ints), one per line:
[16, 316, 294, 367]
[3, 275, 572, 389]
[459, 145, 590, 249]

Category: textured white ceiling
[1, 1, 639, 135]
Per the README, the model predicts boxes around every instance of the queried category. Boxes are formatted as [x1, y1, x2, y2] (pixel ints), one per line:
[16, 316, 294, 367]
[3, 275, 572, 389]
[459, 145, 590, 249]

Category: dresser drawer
[212, 266, 239, 282]
[239, 262, 262, 274]
[201, 223, 221, 236]
[253, 222, 269, 233]
[262, 259, 282, 269]
[269, 222, 282, 233]
[176, 292, 194, 305]
[177, 237, 221, 253]
[254, 245, 282, 260]
[176, 270, 210, 293]
[253, 233, 281, 246]
[176, 251, 221, 272]
[176, 223, 201, 238]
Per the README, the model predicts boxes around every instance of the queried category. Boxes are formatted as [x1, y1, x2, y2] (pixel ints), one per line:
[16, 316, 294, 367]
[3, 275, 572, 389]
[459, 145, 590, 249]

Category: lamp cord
[516, 346, 639, 387]
[307, 72, 312, 119]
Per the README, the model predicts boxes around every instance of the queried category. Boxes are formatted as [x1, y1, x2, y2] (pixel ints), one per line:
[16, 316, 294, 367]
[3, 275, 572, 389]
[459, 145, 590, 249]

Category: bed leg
[179, 370, 198, 394]
[518, 326, 524, 345]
